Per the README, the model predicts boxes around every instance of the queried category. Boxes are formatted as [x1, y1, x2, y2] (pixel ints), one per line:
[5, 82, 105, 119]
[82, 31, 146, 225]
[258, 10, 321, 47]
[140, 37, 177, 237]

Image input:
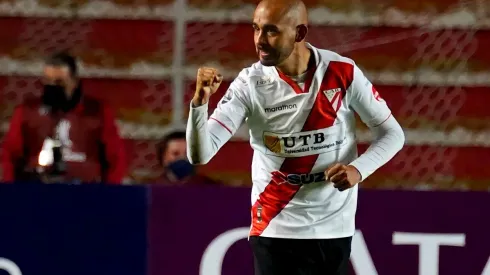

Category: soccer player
[186, 0, 405, 274]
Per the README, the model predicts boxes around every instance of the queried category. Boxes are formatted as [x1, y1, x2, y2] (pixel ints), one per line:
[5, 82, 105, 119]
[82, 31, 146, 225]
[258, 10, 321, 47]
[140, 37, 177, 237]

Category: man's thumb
[202, 86, 212, 95]
[215, 74, 223, 83]
[211, 75, 223, 91]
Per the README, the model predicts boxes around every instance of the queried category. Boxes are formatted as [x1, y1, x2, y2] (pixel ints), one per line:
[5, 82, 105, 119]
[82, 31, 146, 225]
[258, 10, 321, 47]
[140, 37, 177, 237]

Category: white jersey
[187, 44, 404, 239]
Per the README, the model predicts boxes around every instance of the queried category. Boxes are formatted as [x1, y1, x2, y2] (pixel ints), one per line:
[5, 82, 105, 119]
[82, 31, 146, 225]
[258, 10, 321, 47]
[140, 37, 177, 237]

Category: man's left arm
[101, 105, 127, 184]
[327, 65, 405, 190]
[348, 64, 405, 180]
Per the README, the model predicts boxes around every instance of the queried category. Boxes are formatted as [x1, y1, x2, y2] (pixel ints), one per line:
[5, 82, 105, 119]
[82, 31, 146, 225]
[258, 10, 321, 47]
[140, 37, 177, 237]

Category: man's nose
[256, 31, 268, 46]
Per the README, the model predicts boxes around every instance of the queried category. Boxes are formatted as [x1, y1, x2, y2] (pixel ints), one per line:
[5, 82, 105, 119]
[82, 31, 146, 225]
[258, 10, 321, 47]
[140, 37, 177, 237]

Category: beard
[258, 49, 280, 66]
[259, 58, 278, 67]
[257, 43, 295, 67]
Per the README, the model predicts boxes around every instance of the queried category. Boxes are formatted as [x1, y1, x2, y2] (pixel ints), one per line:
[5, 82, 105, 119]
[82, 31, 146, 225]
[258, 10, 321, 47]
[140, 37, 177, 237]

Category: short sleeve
[209, 73, 251, 135]
[348, 65, 391, 127]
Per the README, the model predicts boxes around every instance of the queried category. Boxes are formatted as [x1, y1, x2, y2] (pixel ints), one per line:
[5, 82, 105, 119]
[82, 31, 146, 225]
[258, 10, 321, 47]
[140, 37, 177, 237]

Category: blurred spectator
[156, 130, 219, 185]
[1, 52, 126, 184]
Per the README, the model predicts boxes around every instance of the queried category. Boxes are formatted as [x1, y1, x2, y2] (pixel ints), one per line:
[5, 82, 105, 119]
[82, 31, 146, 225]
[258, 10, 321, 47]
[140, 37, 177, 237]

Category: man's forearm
[349, 115, 405, 181]
[186, 103, 232, 165]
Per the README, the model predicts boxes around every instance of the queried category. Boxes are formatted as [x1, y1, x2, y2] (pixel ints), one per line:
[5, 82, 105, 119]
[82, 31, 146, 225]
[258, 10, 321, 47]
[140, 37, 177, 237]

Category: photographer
[1, 52, 127, 184]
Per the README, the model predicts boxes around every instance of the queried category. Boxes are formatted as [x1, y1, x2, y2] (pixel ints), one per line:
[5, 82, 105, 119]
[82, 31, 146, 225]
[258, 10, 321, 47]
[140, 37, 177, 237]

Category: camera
[37, 137, 66, 183]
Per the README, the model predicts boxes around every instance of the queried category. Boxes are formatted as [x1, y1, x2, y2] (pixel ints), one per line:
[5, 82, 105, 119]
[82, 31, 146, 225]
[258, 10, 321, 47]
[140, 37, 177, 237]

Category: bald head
[255, 0, 308, 26]
[253, 0, 309, 67]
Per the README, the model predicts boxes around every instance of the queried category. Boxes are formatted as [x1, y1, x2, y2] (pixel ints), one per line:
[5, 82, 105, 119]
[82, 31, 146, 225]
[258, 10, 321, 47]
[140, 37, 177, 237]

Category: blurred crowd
[1, 52, 220, 186]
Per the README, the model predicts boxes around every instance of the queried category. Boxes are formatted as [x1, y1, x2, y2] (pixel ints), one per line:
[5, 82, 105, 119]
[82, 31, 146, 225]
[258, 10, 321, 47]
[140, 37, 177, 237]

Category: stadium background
[0, 1, 489, 275]
[0, 0, 489, 189]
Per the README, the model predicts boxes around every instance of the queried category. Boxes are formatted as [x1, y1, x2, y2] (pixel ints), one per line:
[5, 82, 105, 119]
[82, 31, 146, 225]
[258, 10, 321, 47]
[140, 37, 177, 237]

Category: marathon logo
[263, 124, 347, 157]
[264, 104, 297, 113]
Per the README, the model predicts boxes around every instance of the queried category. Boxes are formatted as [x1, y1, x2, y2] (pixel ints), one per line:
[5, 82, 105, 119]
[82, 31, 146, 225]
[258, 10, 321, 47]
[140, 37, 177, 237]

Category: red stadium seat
[0, 17, 174, 69]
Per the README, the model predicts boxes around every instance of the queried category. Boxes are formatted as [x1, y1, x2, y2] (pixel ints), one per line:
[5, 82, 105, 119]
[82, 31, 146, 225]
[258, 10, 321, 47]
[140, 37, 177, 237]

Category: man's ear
[295, 24, 308, 42]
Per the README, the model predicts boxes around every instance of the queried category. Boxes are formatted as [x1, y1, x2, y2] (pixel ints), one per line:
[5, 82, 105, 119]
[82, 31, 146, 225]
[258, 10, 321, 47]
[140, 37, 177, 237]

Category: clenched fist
[192, 67, 223, 107]
[325, 164, 362, 192]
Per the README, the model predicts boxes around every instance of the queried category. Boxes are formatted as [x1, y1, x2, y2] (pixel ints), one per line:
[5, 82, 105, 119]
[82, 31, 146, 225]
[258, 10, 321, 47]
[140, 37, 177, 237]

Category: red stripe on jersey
[210, 117, 232, 134]
[250, 61, 354, 236]
[277, 65, 317, 94]
[303, 61, 354, 131]
[374, 113, 392, 127]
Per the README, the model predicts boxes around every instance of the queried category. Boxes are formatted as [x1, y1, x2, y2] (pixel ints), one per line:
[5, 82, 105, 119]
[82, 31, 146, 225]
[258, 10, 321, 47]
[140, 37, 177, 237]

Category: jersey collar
[272, 43, 321, 94]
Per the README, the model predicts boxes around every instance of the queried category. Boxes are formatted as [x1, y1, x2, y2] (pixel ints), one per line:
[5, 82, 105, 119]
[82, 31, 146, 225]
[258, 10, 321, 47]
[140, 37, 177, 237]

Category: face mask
[167, 159, 194, 180]
[42, 84, 68, 110]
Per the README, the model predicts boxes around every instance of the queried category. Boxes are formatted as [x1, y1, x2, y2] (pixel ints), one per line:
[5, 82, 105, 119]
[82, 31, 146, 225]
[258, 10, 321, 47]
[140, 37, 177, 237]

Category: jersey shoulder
[314, 47, 361, 87]
[233, 62, 275, 93]
[316, 48, 356, 67]
[238, 61, 270, 79]
[221, 65, 259, 108]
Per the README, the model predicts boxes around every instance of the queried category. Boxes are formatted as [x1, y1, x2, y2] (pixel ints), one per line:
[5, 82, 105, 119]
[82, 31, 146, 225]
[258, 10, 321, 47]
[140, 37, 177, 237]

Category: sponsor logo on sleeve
[220, 89, 233, 105]
[237, 76, 247, 84]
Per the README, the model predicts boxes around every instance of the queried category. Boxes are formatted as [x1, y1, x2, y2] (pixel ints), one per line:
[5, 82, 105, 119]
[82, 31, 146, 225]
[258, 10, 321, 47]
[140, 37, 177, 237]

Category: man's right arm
[186, 74, 250, 165]
[2, 106, 24, 182]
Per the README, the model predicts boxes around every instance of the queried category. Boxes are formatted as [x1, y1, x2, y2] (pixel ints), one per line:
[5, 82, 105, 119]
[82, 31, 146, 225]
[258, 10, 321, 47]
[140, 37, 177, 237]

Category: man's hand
[325, 164, 362, 192]
[193, 67, 223, 107]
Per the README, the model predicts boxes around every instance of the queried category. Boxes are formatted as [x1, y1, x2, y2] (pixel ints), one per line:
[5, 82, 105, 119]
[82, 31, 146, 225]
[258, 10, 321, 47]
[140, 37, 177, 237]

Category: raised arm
[186, 68, 250, 164]
[347, 64, 405, 181]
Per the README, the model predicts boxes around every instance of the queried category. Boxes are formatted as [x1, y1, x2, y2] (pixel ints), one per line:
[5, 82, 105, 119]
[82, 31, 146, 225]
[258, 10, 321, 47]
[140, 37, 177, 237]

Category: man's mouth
[259, 50, 271, 58]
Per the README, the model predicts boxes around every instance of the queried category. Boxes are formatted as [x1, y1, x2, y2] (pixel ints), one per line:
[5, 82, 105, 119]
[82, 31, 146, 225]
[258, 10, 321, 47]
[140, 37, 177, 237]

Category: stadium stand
[0, 0, 489, 189]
